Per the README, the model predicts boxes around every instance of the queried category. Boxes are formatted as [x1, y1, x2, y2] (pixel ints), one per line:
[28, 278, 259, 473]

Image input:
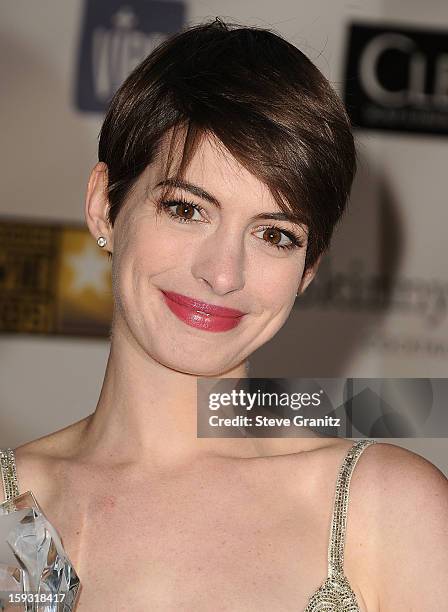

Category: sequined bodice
[1, 439, 376, 611]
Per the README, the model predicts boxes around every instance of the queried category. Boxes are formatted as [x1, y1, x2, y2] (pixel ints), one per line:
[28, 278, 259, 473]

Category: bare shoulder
[0, 417, 91, 505]
[353, 439, 447, 481]
[351, 440, 448, 523]
[15, 416, 91, 458]
[351, 441, 448, 611]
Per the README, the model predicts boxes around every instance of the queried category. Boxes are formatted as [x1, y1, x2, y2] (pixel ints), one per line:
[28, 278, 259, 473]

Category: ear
[297, 254, 323, 296]
[84, 161, 114, 253]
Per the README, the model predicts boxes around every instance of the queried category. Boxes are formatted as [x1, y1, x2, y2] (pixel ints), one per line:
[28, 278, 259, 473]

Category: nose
[190, 227, 246, 296]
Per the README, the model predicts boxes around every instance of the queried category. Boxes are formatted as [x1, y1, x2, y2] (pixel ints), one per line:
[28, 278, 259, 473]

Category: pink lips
[161, 290, 245, 332]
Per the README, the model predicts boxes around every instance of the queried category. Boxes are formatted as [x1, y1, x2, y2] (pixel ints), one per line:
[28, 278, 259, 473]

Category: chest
[40, 460, 369, 611]
[69, 505, 319, 611]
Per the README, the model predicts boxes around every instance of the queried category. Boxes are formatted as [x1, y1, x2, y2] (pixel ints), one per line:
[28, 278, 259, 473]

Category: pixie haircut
[98, 17, 356, 272]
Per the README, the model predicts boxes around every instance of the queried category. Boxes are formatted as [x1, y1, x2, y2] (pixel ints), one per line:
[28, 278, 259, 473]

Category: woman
[1, 18, 447, 611]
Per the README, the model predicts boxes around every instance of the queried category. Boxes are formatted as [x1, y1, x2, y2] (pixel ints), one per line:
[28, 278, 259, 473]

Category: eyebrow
[154, 178, 308, 228]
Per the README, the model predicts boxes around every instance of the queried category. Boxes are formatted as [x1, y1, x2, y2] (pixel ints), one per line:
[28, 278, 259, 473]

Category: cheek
[256, 259, 305, 308]
[112, 224, 195, 317]
[119, 222, 179, 274]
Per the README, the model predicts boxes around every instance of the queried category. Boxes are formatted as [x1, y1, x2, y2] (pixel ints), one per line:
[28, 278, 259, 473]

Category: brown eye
[255, 225, 301, 251]
[158, 198, 205, 224]
[263, 227, 282, 246]
[175, 201, 195, 220]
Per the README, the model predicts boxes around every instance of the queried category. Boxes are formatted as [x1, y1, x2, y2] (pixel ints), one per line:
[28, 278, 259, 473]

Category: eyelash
[155, 197, 305, 251]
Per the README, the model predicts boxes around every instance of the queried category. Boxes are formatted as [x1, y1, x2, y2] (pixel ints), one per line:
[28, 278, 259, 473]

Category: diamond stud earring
[97, 236, 107, 248]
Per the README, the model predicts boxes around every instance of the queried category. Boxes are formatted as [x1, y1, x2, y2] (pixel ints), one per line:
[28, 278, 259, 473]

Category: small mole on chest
[93, 494, 117, 512]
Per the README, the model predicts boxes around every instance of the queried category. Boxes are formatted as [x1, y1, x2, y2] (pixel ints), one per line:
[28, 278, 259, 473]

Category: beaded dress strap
[328, 439, 377, 579]
[0, 447, 20, 501]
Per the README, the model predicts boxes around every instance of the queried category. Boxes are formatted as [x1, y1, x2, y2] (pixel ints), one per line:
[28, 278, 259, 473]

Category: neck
[79, 319, 266, 469]
[79, 315, 327, 470]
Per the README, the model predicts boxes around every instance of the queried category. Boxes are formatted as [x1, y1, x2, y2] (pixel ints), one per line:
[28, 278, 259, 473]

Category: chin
[144, 343, 239, 376]
[165, 356, 236, 377]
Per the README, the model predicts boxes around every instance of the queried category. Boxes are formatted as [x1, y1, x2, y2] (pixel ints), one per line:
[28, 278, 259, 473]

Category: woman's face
[87, 133, 319, 376]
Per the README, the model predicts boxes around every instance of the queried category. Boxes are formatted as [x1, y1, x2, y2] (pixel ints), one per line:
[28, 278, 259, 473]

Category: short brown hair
[98, 17, 356, 271]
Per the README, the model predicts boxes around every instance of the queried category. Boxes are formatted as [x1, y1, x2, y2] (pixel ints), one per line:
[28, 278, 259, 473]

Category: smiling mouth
[160, 290, 245, 318]
[161, 290, 245, 332]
